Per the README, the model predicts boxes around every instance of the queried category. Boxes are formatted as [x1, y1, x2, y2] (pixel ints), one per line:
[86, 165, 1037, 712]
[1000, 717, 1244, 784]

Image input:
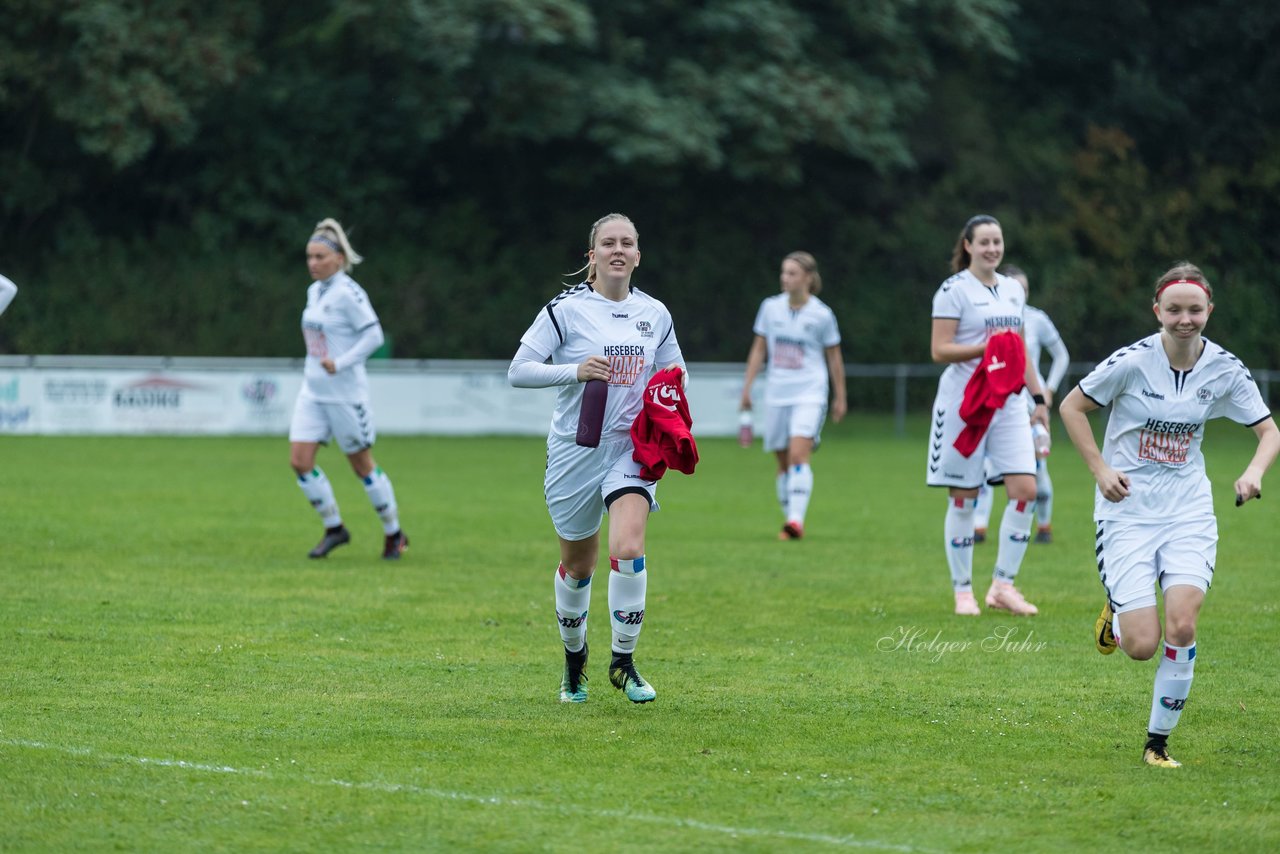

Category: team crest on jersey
[1196, 387, 1213, 405]
[635, 320, 653, 338]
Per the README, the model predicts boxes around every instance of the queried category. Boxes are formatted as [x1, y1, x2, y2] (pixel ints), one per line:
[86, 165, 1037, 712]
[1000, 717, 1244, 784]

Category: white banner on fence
[0, 359, 755, 438]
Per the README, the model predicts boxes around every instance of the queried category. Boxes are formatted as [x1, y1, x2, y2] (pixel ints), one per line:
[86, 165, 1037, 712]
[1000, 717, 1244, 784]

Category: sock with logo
[554, 564, 591, 653]
[786, 463, 813, 525]
[993, 499, 1035, 582]
[776, 471, 790, 516]
[944, 497, 977, 591]
[361, 467, 400, 535]
[297, 468, 342, 529]
[1149, 642, 1196, 735]
[608, 556, 647, 655]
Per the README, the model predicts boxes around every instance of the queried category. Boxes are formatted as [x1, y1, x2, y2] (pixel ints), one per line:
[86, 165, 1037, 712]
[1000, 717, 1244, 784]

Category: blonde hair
[310, 218, 363, 273]
[566, 213, 637, 284]
[784, 251, 822, 295]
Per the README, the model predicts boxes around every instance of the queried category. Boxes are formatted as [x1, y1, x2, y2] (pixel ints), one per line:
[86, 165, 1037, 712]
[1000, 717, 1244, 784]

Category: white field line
[2, 738, 936, 852]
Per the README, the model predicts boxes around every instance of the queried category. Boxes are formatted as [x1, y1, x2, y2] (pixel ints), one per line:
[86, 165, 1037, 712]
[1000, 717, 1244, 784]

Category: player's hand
[1096, 467, 1131, 503]
[577, 356, 610, 383]
[1043, 389, 1054, 408]
[831, 399, 847, 423]
[1031, 403, 1050, 428]
[321, 358, 337, 374]
[1234, 472, 1263, 506]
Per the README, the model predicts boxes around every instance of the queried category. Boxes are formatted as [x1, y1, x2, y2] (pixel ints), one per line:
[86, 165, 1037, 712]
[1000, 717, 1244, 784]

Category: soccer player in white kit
[740, 252, 846, 540]
[288, 218, 408, 560]
[0, 274, 16, 317]
[927, 215, 1051, 617]
[508, 213, 686, 705]
[974, 265, 1070, 543]
[1059, 262, 1278, 768]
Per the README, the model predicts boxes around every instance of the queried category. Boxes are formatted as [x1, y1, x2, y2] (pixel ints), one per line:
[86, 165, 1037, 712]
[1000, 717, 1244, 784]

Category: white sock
[994, 499, 1035, 583]
[776, 471, 789, 516]
[608, 556, 647, 655]
[786, 463, 813, 525]
[361, 467, 400, 534]
[1149, 642, 1196, 735]
[974, 482, 994, 530]
[298, 468, 342, 528]
[945, 497, 977, 591]
[1036, 461, 1054, 526]
[554, 564, 591, 653]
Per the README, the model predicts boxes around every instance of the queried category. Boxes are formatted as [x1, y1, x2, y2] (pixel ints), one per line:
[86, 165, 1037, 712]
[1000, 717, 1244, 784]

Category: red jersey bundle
[954, 332, 1027, 457]
[632, 366, 699, 480]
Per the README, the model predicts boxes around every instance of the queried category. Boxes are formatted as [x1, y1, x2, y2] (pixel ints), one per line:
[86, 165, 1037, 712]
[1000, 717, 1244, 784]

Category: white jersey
[931, 269, 1026, 400]
[0, 274, 16, 316]
[752, 293, 841, 406]
[1024, 305, 1069, 393]
[520, 283, 685, 442]
[299, 271, 381, 402]
[1079, 333, 1269, 522]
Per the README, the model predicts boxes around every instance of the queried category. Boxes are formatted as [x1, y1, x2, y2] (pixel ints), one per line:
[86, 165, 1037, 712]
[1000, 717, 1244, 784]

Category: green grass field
[2, 415, 1278, 852]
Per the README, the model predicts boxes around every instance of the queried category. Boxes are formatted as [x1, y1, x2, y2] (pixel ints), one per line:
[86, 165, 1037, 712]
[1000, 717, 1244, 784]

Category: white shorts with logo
[926, 391, 1035, 488]
[1095, 517, 1216, 613]
[289, 394, 376, 454]
[762, 402, 826, 452]
[544, 433, 659, 541]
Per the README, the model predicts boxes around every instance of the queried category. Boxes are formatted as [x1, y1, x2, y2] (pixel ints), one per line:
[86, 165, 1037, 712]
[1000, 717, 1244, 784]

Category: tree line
[2, 1, 1278, 371]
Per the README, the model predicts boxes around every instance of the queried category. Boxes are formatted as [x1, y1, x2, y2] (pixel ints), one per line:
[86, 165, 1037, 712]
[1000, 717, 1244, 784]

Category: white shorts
[544, 433, 659, 542]
[1095, 517, 1216, 614]
[762, 402, 826, 452]
[926, 391, 1035, 488]
[289, 394, 376, 454]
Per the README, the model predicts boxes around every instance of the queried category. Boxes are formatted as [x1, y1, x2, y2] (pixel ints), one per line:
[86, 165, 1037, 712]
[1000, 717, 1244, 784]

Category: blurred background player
[739, 251, 846, 540]
[1059, 261, 1278, 768]
[288, 218, 408, 560]
[926, 215, 1050, 616]
[974, 264, 1070, 544]
[509, 213, 686, 705]
[0, 274, 16, 316]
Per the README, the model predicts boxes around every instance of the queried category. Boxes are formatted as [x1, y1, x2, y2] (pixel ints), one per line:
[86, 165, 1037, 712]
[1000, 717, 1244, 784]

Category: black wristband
[1031, 393, 1046, 405]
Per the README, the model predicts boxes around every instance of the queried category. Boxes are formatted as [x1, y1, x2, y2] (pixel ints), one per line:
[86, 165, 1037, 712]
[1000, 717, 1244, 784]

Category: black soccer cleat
[308, 525, 351, 558]
[382, 530, 409, 560]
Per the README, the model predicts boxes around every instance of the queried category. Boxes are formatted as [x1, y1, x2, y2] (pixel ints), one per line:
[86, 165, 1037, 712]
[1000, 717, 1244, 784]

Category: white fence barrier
[1, 356, 1273, 438]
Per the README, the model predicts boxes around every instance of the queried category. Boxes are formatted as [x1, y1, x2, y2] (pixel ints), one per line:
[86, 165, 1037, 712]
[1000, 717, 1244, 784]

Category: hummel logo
[1141, 388, 1165, 400]
[612, 312, 629, 319]
[972, 301, 990, 307]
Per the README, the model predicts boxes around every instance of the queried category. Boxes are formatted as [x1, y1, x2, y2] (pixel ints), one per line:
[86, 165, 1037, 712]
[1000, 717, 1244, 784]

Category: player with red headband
[1059, 261, 1280, 768]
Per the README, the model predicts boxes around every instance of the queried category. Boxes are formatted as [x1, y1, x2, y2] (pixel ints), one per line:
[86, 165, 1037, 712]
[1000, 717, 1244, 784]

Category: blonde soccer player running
[288, 218, 408, 560]
[1059, 261, 1279, 768]
[508, 213, 686, 705]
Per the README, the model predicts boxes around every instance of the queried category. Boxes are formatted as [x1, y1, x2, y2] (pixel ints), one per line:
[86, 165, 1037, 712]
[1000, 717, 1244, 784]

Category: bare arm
[1235, 417, 1280, 504]
[1059, 386, 1130, 502]
[740, 335, 767, 410]
[825, 344, 847, 423]
[1023, 350, 1050, 428]
[930, 318, 985, 364]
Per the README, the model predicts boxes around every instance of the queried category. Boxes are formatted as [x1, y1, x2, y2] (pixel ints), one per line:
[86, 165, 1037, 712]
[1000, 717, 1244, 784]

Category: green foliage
[3, 423, 1280, 850]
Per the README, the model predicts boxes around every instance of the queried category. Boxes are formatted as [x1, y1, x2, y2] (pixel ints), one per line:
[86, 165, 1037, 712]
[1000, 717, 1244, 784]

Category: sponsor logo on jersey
[1141, 388, 1165, 400]
[984, 316, 1021, 331]
[986, 359, 1006, 373]
[612, 312, 629, 319]
[612, 609, 645, 626]
[604, 345, 645, 386]
[1138, 419, 1200, 465]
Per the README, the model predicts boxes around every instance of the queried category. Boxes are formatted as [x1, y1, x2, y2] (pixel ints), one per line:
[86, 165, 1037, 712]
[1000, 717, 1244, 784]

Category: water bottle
[738, 410, 754, 448]
[1032, 423, 1051, 458]
[576, 379, 608, 448]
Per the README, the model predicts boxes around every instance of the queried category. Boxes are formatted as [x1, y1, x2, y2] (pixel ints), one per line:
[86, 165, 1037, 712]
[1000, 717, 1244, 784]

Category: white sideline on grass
[3, 738, 934, 852]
